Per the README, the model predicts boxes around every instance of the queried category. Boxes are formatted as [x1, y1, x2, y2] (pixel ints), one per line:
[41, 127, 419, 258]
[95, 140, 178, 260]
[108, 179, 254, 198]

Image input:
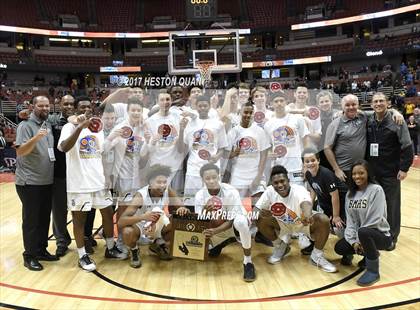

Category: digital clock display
[186, 0, 217, 21]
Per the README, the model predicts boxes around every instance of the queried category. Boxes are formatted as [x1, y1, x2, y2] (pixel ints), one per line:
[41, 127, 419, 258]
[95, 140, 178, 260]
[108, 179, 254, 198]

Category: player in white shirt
[144, 91, 189, 193]
[255, 165, 337, 273]
[118, 165, 190, 268]
[58, 97, 126, 272]
[195, 163, 256, 282]
[104, 97, 150, 253]
[287, 84, 321, 148]
[226, 101, 270, 199]
[100, 87, 150, 124]
[250, 86, 273, 128]
[238, 82, 251, 110]
[264, 91, 310, 185]
[219, 87, 241, 132]
[181, 95, 228, 206]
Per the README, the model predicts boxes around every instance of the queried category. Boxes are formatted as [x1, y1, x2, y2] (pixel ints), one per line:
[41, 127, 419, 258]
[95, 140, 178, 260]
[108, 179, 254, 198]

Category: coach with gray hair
[366, 92, 414, 250]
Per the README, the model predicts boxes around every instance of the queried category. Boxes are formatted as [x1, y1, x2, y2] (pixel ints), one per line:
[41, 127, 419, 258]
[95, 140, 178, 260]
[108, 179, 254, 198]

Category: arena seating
[94, 0, 136, 31]
[34, 54, 112, 67]
[143, 0, 184, 24]
[0, 51, 20, 64]
[0, 0, 41, 28]
[42, 0, 89, 25]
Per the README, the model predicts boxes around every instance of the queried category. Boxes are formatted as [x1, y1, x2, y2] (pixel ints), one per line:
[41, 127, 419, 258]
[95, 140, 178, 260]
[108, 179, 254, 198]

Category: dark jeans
[52, 177, 71, 247]
[411, 136, 418, 155]
[376, 176, 401, 242]
[16, 184, 53, 258]
[334, 227, 392, 260]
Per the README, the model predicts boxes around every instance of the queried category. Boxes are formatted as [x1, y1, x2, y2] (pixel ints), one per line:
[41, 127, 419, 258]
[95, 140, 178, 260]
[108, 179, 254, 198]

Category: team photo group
[15, 82, 414, 286]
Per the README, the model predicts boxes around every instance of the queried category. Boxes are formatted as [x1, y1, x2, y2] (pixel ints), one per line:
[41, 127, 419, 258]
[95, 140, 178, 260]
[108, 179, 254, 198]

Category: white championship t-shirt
[58, 123, 106, 193]
[144, 112, 184, 172]
[227, 122, 270, 182]
[255, 184, 311, 225]
[194, 183, 246, 218]
[264, 113, 309, 173]
[184, 118, 228, 176]
[105, 120, 146, 182]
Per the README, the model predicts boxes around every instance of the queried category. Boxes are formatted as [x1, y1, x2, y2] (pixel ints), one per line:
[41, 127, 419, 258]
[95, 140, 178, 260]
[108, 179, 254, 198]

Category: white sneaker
[78, 254, 96, 272]
[298, 234, 311, 249]
[311, 254, 337, 273]
[267, 242, 291, 264]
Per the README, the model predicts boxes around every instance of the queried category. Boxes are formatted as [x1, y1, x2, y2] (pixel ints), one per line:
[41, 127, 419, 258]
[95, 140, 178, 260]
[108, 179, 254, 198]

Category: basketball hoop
[196, 60, 215, 86]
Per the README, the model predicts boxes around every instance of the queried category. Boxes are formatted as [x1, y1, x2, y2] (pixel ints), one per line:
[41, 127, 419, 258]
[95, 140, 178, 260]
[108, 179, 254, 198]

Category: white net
[196, 60, 215, 86]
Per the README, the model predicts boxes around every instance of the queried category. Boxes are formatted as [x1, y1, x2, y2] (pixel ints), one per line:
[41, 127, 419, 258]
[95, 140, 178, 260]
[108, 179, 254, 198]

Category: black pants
[376, 176, 401, 242]
[334, 227, 392, 260]
[52, 178, 71, 247]
[319, 194, 347, 222]
[412, 135, 418, 155]
[16, 184, 53, 258]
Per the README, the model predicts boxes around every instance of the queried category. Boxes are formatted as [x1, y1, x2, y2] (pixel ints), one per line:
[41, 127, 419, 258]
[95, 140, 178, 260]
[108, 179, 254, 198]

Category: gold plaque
[170, 214, 210, 261]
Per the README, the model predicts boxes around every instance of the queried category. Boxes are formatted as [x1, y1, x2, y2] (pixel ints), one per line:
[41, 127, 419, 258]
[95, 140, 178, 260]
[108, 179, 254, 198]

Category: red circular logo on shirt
[270, 82, 282, 92]
[273, 145, 287, 157]
[308, 107, 320, 120]
[209, 196, 223, 210]
[254, 111, 265, 123]
[121, 126, 133, 139]
[270, 203, 286, 216]
[158, 124, 171, 137]
[238, 137, 251, 150]
[198, 149, 211, 160]
[88, 117, 103, 133]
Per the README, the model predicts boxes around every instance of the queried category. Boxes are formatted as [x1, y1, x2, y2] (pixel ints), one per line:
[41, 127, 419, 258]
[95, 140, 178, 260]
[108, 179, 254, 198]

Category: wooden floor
[1, 169, 419, 309]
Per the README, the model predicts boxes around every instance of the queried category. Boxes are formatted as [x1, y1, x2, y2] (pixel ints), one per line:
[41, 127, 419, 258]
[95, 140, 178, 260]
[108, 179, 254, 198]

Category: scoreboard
[186, 0, 217, 22]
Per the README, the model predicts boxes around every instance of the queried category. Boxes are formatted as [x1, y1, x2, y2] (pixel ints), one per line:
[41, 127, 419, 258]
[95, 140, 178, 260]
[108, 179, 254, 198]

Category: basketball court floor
[0, 166, 419, 309]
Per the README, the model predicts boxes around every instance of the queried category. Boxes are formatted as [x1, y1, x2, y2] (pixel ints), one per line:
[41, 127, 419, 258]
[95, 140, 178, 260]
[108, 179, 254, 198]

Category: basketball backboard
[168, 29, 242, 75]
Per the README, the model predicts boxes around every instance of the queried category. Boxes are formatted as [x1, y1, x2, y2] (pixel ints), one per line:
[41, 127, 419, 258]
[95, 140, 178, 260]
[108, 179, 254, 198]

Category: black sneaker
[105, 245, 128, 260]
[385, 242, 396, 251]
[300, 240, 315, 255]
[149, 242, 172, 260]
[84, 237, 94, 255]
[56, 246, 69, 258]
[243, 263, 256, 282]
[130, 248, 142, 268]
[87, 235, 98, 247]
[255, 231, 273, 247]
[78, 254, 96, 271]
[357, 257, 366, 268]
[340, 254, 353, 266]
[208, 237, 236, 258]
[36, 250, 59, 261]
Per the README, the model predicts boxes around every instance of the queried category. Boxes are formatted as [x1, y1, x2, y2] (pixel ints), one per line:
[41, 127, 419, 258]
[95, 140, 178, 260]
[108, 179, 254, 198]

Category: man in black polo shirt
[50, 95, 75, 257]
[367, 92, 414, 249]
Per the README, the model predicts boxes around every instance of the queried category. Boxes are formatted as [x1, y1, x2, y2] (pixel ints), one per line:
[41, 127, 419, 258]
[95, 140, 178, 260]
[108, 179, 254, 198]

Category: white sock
[105, 237, 115, 250]
[131, 246, 138, 251]
[311, 247, 323, 260]
[243, 255, 252, 264]
[273, 238, 283, 248]
[77, 247, 86, 259]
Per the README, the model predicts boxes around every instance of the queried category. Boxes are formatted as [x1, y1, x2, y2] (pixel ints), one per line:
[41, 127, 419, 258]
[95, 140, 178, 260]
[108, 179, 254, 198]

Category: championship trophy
[170, 213, 210, 261]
